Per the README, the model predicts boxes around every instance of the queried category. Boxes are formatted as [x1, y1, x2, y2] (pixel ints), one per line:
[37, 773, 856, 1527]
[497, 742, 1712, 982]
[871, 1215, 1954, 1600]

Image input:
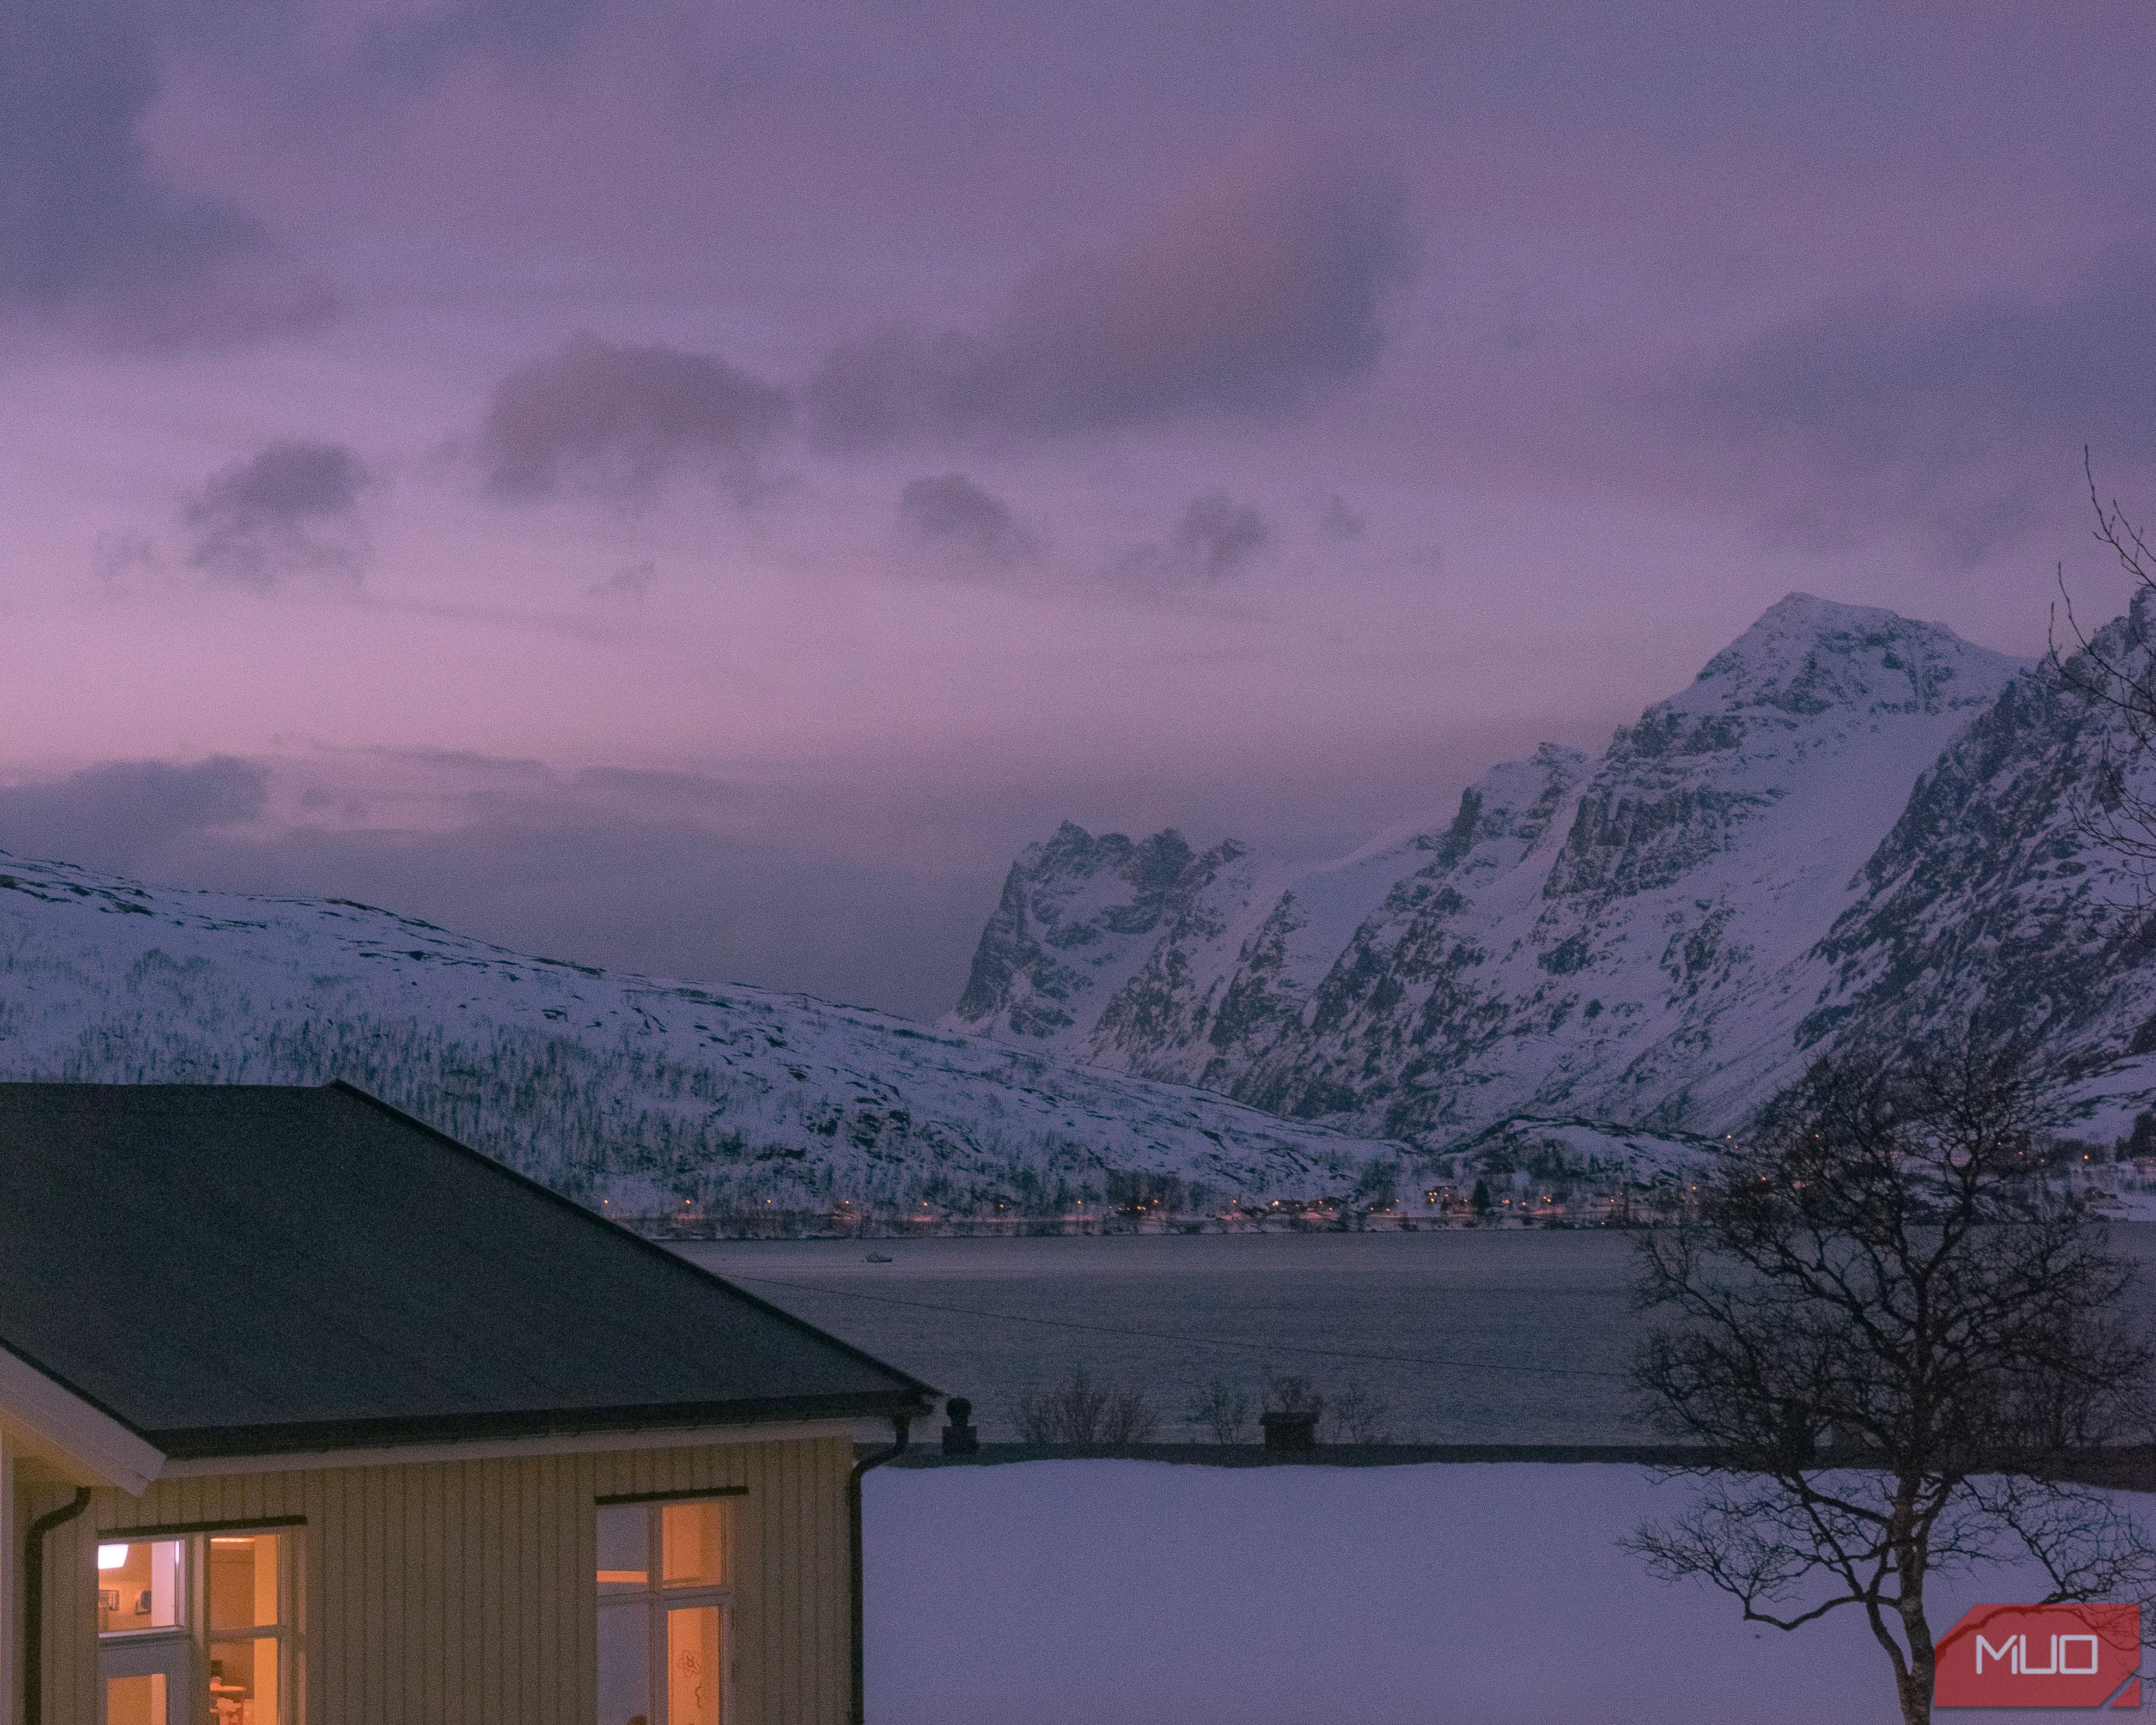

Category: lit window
[208, 1534, 288, 1724]
[96, 1540, 184, 1635]
[102, 1673, 167, 1725]
[97, 1531, 293, 1725]
[596, 1498, 733, 1725]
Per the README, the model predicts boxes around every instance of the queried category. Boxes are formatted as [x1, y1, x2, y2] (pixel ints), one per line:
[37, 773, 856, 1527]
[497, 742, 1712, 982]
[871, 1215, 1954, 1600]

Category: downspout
[849, 1414, 912, 1725]
[23, 1487, 90, 1725]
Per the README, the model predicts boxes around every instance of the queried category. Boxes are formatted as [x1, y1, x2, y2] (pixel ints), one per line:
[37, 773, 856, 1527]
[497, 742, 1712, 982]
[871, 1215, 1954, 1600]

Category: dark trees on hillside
[1626, 1042, 2156, 1725]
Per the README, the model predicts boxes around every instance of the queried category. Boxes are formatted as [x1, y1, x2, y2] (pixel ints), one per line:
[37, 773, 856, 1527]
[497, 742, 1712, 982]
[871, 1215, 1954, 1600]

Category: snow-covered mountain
[951, 593, 2156, 1146]
[0, 853, 1409, 1213]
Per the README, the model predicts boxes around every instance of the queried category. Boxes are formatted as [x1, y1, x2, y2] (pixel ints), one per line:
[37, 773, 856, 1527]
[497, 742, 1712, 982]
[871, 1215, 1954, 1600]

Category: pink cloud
[806, 137, 1417, 447]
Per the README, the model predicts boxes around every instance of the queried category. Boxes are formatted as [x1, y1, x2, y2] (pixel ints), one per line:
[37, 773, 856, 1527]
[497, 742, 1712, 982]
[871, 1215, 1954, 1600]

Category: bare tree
[1325, 1383, 1395, 1444]
[1189, 1375, 1253, 1443]
[1263, 1374, 1325, 1421]
[2049, 453, 2156, 875]
[1625, 1040, 2156, 1725]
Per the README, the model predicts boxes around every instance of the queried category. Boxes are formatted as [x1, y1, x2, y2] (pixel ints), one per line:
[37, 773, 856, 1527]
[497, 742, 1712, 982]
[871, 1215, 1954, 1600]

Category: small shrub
[1096, 1384, 1160, 1444]
[1014, 1363, 1160, 1444]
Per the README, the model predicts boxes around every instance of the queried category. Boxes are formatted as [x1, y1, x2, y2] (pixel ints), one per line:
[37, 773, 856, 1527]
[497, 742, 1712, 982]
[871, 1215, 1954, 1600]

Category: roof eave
[143, 1387, 936, 1465]
[0, 1341, 166, 1493]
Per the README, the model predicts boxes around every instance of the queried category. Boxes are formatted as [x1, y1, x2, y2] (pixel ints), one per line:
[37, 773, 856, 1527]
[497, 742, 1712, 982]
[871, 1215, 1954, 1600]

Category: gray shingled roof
[0, 1082, 933, 1459]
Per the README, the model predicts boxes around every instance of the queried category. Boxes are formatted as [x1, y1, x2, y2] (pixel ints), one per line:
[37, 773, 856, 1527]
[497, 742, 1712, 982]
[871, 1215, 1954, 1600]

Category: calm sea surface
[677, 1225, 2156, 1443]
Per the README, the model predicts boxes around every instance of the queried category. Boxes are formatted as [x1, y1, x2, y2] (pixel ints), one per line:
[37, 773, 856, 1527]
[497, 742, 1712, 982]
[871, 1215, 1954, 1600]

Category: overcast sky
[4, 2, 2154, 1017]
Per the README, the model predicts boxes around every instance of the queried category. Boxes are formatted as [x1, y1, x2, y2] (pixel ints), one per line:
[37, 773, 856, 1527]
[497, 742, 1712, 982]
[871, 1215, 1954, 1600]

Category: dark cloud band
[482, 333, 794, 502]
[0, 3, 330, 343]
[1665, 252, 2156, 561]
[182, 441, 375, 590]
[898, 474, 1034, 565]
[0, 757, 267, 873]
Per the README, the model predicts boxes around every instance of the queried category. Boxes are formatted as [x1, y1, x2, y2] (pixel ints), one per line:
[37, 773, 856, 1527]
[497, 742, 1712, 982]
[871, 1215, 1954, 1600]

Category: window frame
[595, 1490, 740, 1725]
[96, 1521, 303, 1725]
[94, 1536, 187, 1642]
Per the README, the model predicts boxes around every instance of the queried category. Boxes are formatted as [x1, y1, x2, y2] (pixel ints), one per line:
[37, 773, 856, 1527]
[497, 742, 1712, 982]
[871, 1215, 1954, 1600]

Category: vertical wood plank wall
[23, 1435, 854, 1725]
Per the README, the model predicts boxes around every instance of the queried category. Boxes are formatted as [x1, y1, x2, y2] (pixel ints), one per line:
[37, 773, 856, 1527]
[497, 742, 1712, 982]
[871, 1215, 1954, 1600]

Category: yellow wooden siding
[23, 1434, 855, 1725]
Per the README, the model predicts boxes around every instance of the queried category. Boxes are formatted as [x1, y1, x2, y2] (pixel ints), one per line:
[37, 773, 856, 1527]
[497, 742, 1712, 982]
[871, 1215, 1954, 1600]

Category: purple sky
[5, 1, 2155, 1016]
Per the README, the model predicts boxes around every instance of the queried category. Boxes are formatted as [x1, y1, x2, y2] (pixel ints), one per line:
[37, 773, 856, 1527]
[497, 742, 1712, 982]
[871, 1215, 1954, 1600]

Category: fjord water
[684, 1231, 1653, 1442]
[681, 1226, 2156, 1443]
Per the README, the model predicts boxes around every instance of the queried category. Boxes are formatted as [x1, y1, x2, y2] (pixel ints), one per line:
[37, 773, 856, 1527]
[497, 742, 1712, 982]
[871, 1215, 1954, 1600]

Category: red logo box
[1935, 1603, 2141, 1709]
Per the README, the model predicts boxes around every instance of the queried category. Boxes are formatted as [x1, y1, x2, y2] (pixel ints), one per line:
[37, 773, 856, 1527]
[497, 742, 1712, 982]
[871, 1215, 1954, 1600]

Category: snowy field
[865, 1461, 2150, 1724]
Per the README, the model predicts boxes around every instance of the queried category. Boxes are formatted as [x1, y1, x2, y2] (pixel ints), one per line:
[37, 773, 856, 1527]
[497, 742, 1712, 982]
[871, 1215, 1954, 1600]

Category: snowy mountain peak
[1445, 746, 1588, 857]
[1545, 603, 2024, 914]
[1676, 593, 2015, 726]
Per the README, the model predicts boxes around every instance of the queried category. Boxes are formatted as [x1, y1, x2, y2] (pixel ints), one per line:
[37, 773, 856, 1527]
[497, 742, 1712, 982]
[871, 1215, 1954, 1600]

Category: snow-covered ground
[866, 1461, 2149, 1724]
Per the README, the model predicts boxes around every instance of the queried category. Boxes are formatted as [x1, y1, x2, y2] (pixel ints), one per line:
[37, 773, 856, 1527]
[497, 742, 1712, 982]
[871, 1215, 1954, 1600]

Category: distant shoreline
[883, 1442, 2156, 1489]
[643, 1213, 1665, 1242]
[889, 1441, 1715, 1469]
[665, 1213, 2156, 1243]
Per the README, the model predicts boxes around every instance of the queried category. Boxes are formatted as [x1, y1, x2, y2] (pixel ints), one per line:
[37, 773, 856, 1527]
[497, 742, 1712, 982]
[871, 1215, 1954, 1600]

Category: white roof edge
[155, 1414, 885, 1479]
[0, 1344, 164, 1495]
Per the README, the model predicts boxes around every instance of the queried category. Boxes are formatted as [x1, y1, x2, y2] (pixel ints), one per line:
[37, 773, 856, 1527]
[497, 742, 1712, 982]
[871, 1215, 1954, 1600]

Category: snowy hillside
[0, 854, 1409, 1214]
[949, 594, 2156, 1146]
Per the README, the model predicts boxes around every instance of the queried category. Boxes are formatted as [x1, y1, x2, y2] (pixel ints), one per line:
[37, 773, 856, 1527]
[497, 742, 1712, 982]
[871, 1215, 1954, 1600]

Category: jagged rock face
[951, 593, 2074, 1145]
[952, 822, 1235, 1037]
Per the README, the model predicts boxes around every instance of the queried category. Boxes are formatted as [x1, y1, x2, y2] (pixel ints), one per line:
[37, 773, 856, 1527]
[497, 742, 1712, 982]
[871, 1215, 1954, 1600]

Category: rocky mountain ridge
[950, 593, 2156, 1147]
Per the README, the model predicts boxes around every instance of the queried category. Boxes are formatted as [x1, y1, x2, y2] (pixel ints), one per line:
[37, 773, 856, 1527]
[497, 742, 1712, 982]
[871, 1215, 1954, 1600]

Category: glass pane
[106, 1674, 168, 1725]
[667, 1606, 724, 1725]
[209, 1535, 281, 1631]
[208, 1637, 279, 1725]
[597, 1602, 652, 1725]
[661, 1501, 727, 1587]
[597, 1504, 651, 1594]
[98, 1541, 184, 1635]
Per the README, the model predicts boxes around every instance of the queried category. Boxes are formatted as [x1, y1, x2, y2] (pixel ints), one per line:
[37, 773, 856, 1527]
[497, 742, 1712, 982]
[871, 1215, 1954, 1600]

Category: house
[0, 1082, 936, 1725]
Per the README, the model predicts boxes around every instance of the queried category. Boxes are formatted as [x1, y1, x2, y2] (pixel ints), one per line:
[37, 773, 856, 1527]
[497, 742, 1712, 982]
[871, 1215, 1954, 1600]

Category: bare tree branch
[2047, 452, 2156, 891]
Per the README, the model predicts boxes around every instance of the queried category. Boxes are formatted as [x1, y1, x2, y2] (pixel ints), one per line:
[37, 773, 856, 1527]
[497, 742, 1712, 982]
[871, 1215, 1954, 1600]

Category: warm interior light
[98, 1544, 129, 1570]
